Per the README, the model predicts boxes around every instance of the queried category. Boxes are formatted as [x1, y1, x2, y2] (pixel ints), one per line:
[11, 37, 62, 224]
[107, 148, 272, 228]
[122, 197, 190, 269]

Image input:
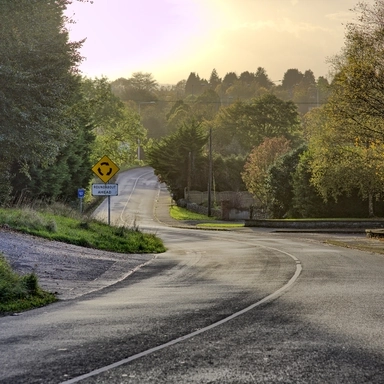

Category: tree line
[2, 0, 384, 219]
[0, 0, 144, 206]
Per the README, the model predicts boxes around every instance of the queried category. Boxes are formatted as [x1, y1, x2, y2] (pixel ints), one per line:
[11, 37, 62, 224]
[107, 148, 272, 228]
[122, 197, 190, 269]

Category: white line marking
[60, 247, 302, 384]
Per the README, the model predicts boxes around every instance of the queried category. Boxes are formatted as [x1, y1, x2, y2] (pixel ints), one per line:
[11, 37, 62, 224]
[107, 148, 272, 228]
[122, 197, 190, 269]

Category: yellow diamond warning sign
[92, 155, 120, 183]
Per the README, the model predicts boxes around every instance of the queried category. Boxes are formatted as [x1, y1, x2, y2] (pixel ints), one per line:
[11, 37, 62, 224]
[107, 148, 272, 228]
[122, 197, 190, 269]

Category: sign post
[91, 156, 120, 225]
[77, 188, 85, 214]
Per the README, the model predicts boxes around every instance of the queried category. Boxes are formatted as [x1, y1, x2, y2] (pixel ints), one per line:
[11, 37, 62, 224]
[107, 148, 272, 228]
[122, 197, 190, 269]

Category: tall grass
[0, 205, 165, 254]
[0, 254, 57, 315]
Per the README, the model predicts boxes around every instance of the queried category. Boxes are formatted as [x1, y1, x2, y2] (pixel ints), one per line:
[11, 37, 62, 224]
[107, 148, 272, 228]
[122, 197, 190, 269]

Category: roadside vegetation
[0, 204, 165, 254]
[0, 203, 165, 315]
[170, 206, 244, 229]
[0, 254, 57, 315]
[170, 206, 216, 221]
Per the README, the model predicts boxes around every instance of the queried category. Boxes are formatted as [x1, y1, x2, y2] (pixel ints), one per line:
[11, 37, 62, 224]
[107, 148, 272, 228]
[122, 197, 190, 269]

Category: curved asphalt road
[1, 167, 384, 383]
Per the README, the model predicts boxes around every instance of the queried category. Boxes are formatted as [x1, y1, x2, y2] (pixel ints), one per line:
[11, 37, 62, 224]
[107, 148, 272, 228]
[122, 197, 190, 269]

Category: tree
[222, 72, 238, 86]
[281, 68, 303, 92]
[305, 1, 384, 216]
[239, 71, 255, 84]
[265, 145, 306, 218]
[211, 155, 246, 191]
[242, 137, 291, 207]
[147, 121, 208, 200]
[110, 72, 158, 102]
[292, 69, 317, 114]
[254, 67, 273, 89]
[317, 76, 331, 106]
[291, 149, 373, 218]
[82, 78, 145, 166]
[327, 1, 384, 143]
[0, 0, 85, 204]
[0, 0, 83, 166]
[210, 94, 301, 155]
[304, 104, 384, 217]
[166, 101, 192, 134]
[194, 89, 221, 121]
[185, 72, 206, 96]
[127, 72, 158, 92]
[209, 68, 221, 90]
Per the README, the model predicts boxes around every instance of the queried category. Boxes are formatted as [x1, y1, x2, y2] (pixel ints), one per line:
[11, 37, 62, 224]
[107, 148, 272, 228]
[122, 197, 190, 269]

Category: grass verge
[0, 206, 165, 254]
[0, 254, 57, 315]
[326, 239, 384, 255]
[197, 222, 244, 229]
[0, 204, 166, 315]
[170, 206, 216, 221]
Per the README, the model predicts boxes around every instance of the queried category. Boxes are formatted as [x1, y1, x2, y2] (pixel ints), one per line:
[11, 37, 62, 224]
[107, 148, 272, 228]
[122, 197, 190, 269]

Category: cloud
[228, 18, 329, 38]
[326, 11, 355, 23]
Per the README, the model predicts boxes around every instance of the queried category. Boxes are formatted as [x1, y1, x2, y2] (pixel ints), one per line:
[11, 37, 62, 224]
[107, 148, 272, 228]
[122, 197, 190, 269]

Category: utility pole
[187, 151, 191, 201]
[207, 128, 212, 217]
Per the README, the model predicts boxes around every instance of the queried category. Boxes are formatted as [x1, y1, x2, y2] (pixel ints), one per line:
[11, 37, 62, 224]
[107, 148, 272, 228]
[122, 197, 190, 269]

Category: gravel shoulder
[0, 228, 155, 300]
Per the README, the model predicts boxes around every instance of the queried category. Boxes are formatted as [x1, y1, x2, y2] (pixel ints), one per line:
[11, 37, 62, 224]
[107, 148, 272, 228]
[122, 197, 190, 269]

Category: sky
[64, 0, 374, 85]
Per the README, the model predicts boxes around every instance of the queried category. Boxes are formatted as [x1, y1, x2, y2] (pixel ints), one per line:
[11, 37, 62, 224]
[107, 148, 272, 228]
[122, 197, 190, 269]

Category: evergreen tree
[147, 121, 208, 200]
[222, 72, 238, 87]
[0, 0, 84, 204]
[209, 68, 221, 90]
[254, 67, 273, 89]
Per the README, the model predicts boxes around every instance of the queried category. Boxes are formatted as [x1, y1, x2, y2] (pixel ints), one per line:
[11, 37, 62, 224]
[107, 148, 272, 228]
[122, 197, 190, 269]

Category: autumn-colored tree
[242, 137, 291, 207]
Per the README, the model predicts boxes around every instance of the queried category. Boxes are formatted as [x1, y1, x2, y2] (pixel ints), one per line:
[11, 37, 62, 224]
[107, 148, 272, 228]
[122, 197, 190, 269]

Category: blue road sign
[78, 188, 85, 199]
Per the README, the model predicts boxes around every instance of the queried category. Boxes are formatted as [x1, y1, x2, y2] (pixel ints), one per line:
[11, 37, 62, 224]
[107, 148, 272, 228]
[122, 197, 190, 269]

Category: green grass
[0, 204, 166, 315]
[170, 206, 216, 221]
[0, 254, 57, 315]
[0, 206, 165, 253]
[255, 218, 384, 221]
[197, 222, 244, 228]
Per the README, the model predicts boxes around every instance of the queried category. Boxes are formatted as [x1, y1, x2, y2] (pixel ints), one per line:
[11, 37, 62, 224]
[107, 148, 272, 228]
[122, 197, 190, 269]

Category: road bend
[1, 167, 384, 383]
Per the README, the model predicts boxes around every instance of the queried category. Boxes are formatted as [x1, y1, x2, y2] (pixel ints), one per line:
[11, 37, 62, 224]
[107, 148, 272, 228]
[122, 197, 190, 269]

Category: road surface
[1, 167, 384, 383]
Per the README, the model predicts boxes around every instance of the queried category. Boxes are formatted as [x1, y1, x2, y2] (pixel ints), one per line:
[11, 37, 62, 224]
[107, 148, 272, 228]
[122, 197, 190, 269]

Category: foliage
[0, 206, 165, 253]
[0, 253, 57, 315]
[0, 0, 92, 205]
[211, 155, 247, 191]
[10, 93, 95, 202]
[327, 0, 384, 139]
[288, 1, 384, 217]
[265, 145, 306, 218]
[290, 150, 378, 218]
[110, 72, 158, 102]
[209, 68, 221, 90]
[82, 77, 145, 166]
[194, 89, 221, 121]
[170, 206, 215, 221]
[255, 67, 274, 89]
[147, 120, 208, 200]
[210, 94, 300, 156]
[242, 137, 291, 207]
[0, 0, 83, 170]
[282, 68, 304, 91]
[185, 72, 208, 96]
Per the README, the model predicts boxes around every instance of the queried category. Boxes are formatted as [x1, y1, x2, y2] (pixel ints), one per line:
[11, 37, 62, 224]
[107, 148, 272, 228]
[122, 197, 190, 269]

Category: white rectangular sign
[92, 183, 118, 196]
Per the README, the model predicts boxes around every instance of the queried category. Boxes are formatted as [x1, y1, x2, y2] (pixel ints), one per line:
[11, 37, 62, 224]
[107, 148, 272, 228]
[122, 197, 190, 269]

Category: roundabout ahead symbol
[92, 155, 120, 183]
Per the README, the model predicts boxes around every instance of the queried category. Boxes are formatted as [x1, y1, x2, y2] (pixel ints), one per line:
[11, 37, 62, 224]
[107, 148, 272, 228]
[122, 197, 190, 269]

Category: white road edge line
[60, 248, 302, 384]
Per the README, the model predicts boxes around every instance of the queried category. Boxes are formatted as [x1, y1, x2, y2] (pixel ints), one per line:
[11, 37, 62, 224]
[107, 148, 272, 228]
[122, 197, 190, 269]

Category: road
[1, 167, 384, 383]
